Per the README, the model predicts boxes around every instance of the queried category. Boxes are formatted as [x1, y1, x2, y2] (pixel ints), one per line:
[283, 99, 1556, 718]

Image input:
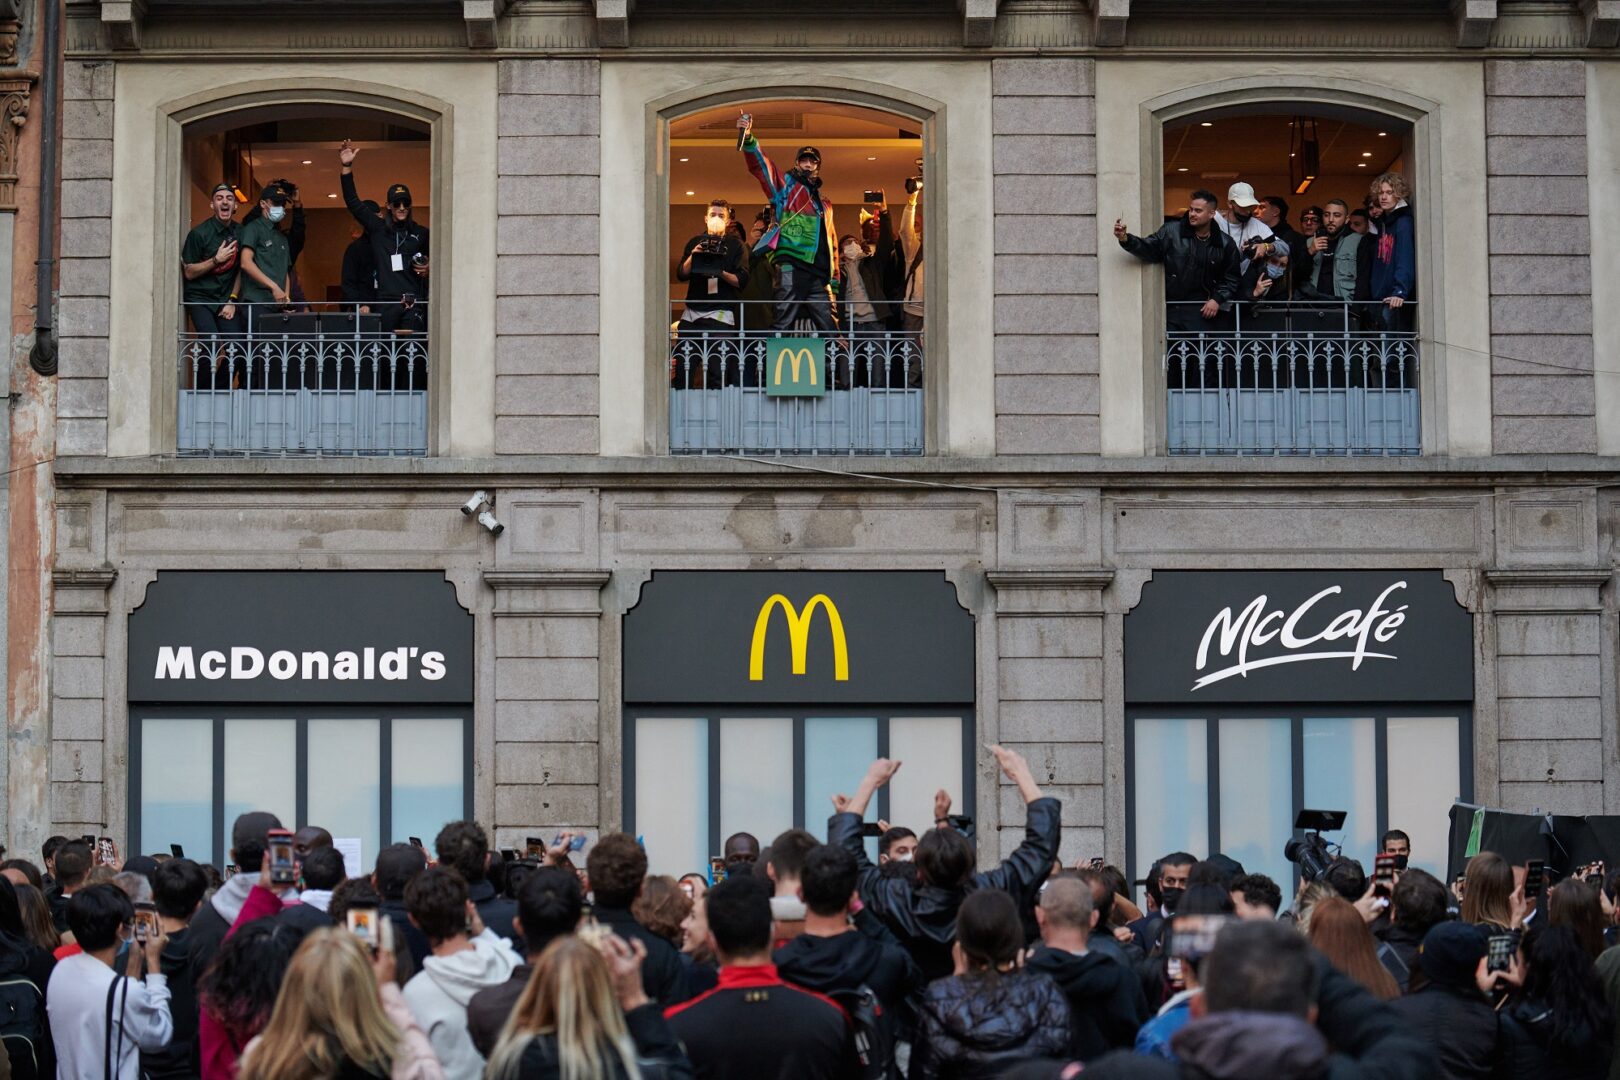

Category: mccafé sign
[129, 571, 473, 704]
[624, 572, 973, 705]
[1125, 571, 1472, 705]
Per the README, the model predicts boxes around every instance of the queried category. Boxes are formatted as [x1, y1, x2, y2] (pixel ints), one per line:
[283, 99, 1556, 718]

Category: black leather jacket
[908, 969, 1070, 1079]
[1120, 217, 1241, 305]
[829, 797, 1062, 982]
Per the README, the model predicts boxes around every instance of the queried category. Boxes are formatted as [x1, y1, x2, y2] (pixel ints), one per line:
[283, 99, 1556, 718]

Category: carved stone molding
[596, 0, 633, 48]
[962, 0, 997, 47]
[1094, 0, 1129, 47]
[463, 0, 509, 49]
[1582, 0, 1620, 47]
[100, 0, 147, 51]
[1454, 0, 1497, 48]
[483, 569, 611, 617]
[52, 567, 117, 614]
[1484, 568, 1611, 614]
[0, 0, 20, 67]
[0, 75, 30, 212]
[986, 569, 1115, 616]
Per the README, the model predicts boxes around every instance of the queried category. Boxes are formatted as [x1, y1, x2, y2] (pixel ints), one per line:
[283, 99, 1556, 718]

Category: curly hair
[631, 875, 690, 945]
[198, 918, 304, 1048]
[1369, 171, 1411, 201]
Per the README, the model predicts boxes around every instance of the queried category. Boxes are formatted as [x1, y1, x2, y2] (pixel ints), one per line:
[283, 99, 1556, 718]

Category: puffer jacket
[1494, 997, 1612, 1080]
[741, 134, 838, 286]
[908, 969, 1069, 1079]
[1119, 217, 1242, 305]
[829, 798, 1061, 982]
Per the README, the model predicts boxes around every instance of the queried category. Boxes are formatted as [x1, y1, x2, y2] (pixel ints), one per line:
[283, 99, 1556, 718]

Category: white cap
[1227, 182, 1260, 208]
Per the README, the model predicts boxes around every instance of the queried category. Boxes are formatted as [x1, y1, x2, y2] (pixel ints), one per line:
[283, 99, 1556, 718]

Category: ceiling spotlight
[327, 193, 337, 199]
[685, 190, 695, 196]
[1176, 167, 1188, 172]
[1378, 131, 1388, 137]
[1358, 163, 1367, 167]
[1362, 152, 1373, 158]
[867, 156, 877, 161]
[1200, 122, 1213, 128]
[678, 157, 689, 162]
[301, 159, 313, 165]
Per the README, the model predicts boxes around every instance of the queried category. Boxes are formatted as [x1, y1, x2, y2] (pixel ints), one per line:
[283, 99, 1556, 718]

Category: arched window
[175, 105, 434, 456]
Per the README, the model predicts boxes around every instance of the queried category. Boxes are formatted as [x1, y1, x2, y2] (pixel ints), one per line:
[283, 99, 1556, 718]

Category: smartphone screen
[1089, 856, 1105, 870]
[1486, 933, 1517, 974]
[134, 902, 158, 943]
[346, 905, 379, 950]
[526, 836, 544, 859]
[1373, 854, 1397, 895]
[409, 837, 424, 850]
[267, 828, 297, 885]
[1525, 859, 1546, 900]
[709, 855, 727, 883]
[170, 844, 185, 859]
[1165, 956, 1185, 989]
[97, 838, 116, 867]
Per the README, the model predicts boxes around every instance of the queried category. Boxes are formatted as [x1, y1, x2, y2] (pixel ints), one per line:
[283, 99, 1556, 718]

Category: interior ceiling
[1164, 113, 1408, 192]
[225, 141, 431, 207]
[670, 100, 923, 208]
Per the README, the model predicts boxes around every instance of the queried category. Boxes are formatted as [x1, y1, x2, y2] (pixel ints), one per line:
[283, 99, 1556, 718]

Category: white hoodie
[402, 928, 520, 1080]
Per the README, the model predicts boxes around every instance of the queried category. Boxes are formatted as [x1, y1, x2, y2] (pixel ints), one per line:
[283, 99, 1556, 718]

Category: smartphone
[170, 844, 185, 859]
[267, 828, 297, 886]
[1373, 853, 1397, 896]
[97, 837, 116, 867]
[709, 855, 727, 883]
[133, 901, 159, 944]
[552, 833, 587, 852]
[409, 836, 424, 850]
[863, 189, 885, 205]
[526, 836, 545, 859]
[1584, 861, 1606, 885]
[346, 905, 380, 950]
[1089, 857, 1105, 870]
[1165, 956, 1186, 989]
[501, 848, 519, 863]
[1524, 859, 1546, 901]
[859, 822, 885, 838]
[80, 834, 95, 848]
[1486, 932, 1517, 974]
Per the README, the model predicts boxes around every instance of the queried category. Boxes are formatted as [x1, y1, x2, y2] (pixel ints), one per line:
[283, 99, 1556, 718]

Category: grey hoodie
[402, 928, 520, 1080]
[1172, 1011, 1329, 1080]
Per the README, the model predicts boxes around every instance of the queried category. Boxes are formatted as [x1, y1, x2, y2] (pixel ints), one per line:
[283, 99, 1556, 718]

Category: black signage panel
[129, 571, 473, 703]
[1125, 571, 1472, 704]
[624, 571, 975, 704]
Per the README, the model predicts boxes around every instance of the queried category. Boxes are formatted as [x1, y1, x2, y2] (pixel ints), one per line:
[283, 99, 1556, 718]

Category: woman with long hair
[13, 882, 59, 953]
[1547, 879, 1607, 962]
[631, 876, 690, 948]
[238, 927, 441, 1080]
[198, 916, 303, 1078]
[1305, 896, 1399, 1001]
[1460, 852, 1517, 931]
[910, 889, 1070, 1078]
[486, 934, 692, 1080]
[0, 876, 55, 1078]
[1487, 925, 1612, 1078]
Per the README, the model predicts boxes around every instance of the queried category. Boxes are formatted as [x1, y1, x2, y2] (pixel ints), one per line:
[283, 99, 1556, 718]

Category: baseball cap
[259, 182, 289, 204]
[795, 146, 821, 164]
[1227, 182, 1259, 208]
[211, 183, 235, 197]
[386, 183, 412, 206]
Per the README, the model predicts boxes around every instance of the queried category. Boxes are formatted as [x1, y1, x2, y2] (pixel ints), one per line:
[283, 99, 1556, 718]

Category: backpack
[0, 975, 45, 1080]
[829, 984, 895, 1080]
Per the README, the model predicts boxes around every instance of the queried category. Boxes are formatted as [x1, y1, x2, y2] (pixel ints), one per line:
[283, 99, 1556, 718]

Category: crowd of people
[4, 745, 1616, 1078]
[181, 140, 431, 344]
[670, 113, 924, 390]
[1114, 174, 1416, 334]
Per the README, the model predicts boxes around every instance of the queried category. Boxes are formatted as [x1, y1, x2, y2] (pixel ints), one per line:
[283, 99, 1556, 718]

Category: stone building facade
[22, 0, 1620, 883]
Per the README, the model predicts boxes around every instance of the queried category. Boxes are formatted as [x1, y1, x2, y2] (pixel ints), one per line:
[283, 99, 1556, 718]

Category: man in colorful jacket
[737, 114, 839, 333]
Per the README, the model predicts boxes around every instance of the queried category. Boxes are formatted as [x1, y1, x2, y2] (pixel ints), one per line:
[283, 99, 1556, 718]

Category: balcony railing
[177, 303, 428, 456]
[1166, 301, 1419, 456]
[669, 301, 924, 455]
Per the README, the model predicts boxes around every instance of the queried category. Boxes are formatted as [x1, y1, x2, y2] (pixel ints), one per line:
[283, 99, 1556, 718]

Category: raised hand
[339, 139, 358, 167]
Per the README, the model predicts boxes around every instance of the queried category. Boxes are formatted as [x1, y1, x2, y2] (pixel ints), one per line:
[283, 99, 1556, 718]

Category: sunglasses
[390, 199, 411, 209]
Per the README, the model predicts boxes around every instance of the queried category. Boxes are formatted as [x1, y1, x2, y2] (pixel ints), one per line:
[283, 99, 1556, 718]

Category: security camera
[461, 490, 489, 516]
[477, 509, 505, 536]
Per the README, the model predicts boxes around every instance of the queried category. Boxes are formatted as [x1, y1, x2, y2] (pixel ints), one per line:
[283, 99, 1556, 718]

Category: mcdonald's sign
[749, 594, 849, 682]
[624, 572, 975, 704]
[766, 337, 827, 397]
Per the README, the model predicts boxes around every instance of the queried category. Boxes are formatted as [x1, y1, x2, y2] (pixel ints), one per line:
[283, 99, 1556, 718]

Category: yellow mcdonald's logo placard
[749, 593, 849, 681]
[767, 337, 827, 397]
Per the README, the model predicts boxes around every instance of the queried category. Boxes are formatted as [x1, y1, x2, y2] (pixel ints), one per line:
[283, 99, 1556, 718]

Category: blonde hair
[237, 928, 401, 1080]
[1461, 851, 1515, 930]
[1370, 171, 1410, 201]
[1294, 881, 1338, 936]
[487, 936, 643, 1080]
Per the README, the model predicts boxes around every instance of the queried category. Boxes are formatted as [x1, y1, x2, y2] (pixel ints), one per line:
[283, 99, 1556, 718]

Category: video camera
[905, 157, 924, 195]
[1283, 808, 1345, 882]
[689, 234, 730, 278]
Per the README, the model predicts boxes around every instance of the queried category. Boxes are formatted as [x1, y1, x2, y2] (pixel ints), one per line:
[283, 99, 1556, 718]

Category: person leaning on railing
[1367, 171, 1416, 333]
[236, 182, 296, 334]
[674, 198, 751, 389]
[1114, 188, 1242, 332]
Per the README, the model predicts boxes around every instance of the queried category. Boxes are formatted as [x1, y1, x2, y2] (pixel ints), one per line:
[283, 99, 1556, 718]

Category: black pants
[186, 305, 244, 388]
[771, 261, 836, 333]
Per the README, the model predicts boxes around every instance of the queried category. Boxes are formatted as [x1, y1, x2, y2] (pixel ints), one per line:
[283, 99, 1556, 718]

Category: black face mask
[1159, 886, 1185, 914]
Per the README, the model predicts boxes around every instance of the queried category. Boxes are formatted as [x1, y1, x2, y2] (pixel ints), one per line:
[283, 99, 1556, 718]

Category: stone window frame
[149, 80, 455, 455]
[1103, 74, 1479, 458]
[639, 80, 948, 455]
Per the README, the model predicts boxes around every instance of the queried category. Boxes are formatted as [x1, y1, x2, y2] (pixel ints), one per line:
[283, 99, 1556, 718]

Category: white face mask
[266, 205, 287, 224]
[842, 244, 861, 260]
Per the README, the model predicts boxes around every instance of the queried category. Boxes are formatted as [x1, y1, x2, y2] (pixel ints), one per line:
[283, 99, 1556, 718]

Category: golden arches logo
[748, 594, 849, 682]
[773, 346, 819, 387]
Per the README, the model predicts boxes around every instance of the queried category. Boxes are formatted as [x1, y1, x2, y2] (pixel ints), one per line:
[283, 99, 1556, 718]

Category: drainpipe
[27, 0, 57, 375]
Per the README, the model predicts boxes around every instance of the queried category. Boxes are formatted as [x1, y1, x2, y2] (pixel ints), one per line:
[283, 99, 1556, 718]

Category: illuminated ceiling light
[301, 159, 313, 165]
[1378, 131, 1388, 137]
[678, 157, 689, 162]
[1176, 167, 1188, 172]
[1358, 163, 1367, 167]
[1362, 152, 1373, 158]
[867, 156, 877, 161]
[1200, 121, 1213, 128]
[327, 193, 337, 198]
[685, 190, 695, 196]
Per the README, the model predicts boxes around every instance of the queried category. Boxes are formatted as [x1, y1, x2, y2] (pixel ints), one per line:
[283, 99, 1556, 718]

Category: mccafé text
[1194, 581, 1409, 690]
